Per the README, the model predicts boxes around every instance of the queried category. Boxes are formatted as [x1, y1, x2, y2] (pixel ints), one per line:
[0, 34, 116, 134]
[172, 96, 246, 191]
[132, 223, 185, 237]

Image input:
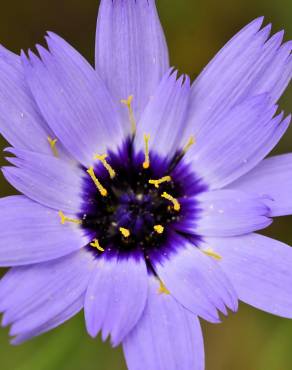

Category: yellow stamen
[87, 167, 108, 197]
[94, 154, 116, 179]
[202, 247, 222, 261]
[143, 133, 151, 169]
[47, 137, 58, 157]
[154, 225, 164, 234]
[119, 227, 130, 238]
[158, 280, 170, 295]
[90, 239, 105, 252]
[58, 211, 82, 225]
[121, 95, 137, 135]
[161, 192, 181, 212]
[182, 135, 196, 155]
[149, 176, 172, 189]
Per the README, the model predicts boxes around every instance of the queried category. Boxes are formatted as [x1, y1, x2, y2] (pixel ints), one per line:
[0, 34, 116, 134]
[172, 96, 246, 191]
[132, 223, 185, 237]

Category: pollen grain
[119, 227, 131, 238]
[154, 225, 164, 234]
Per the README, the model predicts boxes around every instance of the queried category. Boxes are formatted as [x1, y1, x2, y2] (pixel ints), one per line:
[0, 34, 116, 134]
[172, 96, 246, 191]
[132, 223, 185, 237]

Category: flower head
[0, 1, 291, 369]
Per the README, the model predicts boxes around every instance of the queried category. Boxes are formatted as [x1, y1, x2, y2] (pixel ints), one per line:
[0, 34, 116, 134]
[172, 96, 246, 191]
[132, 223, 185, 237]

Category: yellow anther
[94, 154, 116, 179]
[58, 211, 82, 225]
[154, 225, 164, 234]
[87, 167, 108, 197]
[47, 136, 58, 157]
[121, 95, 137, 135]
[143, 133, 151, 169]
[90, 239, 105, 252]
[149, 176, 172, 189]
[158, 280, 170, 295]
[119, 227, 131, 238]
[202, 247, 222, 261]
[182, 136, 196, 155]
[161, 192, 181, 212]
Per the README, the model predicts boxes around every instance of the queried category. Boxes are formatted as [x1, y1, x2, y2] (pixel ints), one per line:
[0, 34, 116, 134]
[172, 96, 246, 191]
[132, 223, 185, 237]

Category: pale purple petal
[123, 276, 204, 370]
[135, 70, 191, 156]
[0, 46, 55, 154]
[84, 255, 148, 346]
[0, 45, 20, 64]
[95, 0, 169, 121]
[0, 196, 89, 266]
[255, 39, 292, 102]
[21, 34, 124, 166]
[228, 154, 292, 216]
[0, 250, 95, 337]
[11, 295, 84, 345]
[204, 234, 292, 318]
[190, 189, 272, 236]
[184, 94, 290, 188]
[184, 18, 291, 142]
[151, 233, 238, 322]
[3, 148, 84, 213]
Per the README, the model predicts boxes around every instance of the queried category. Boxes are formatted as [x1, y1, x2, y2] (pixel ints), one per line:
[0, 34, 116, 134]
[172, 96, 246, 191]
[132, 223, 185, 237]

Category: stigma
[47, 136, 58, 157]
[58, 211, 82, 225]
[121, 95, 137, 135]
[90, 239, 105, 252]
[149, 176, 172, 188]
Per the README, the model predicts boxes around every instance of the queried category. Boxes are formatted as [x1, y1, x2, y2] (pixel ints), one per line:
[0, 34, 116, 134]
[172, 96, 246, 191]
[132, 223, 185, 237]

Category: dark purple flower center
[79, 138, 207, 260]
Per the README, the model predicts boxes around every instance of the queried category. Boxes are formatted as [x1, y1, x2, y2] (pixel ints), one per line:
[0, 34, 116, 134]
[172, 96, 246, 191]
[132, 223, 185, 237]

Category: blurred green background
[0, 0, 291, 369]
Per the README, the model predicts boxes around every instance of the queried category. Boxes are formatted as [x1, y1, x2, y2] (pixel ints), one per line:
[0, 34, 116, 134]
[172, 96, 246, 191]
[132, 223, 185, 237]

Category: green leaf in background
[2, 314, 126, 370]
[257, 320, 292, 370]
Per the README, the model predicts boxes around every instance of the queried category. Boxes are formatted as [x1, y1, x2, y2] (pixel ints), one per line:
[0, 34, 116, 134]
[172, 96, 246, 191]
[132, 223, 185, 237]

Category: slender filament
[87, 167, 108, 197]
[94, 154, 116, 179]
[182, 135, 196, 155]
[161, 192, 181, 212]
[143, 133, 151, 169]
[202, 247, 222, 261]
[121, 95, 137, 135]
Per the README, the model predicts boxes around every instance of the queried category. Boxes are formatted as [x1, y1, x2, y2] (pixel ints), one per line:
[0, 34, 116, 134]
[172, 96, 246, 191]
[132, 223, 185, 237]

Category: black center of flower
[79, 138, 206, 260]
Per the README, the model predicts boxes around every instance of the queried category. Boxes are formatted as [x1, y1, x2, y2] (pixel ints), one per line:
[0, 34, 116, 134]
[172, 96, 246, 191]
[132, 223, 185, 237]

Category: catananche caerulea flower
[0, 0, 291, 369]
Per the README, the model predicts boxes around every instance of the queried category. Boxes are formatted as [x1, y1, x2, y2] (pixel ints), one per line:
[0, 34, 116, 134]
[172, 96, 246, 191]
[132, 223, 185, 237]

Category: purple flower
[0, 0, 291, 369]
